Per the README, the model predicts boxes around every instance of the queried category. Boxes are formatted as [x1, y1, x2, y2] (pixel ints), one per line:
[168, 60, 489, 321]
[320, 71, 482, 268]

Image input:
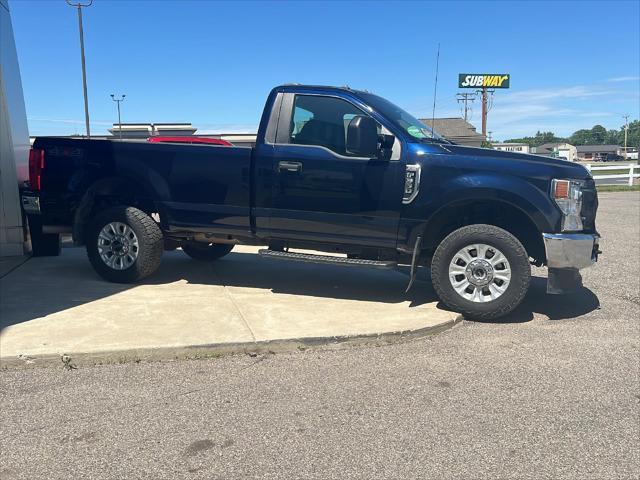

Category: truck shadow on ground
[0, 249, 600, 330]
[468, 276, 601, 324]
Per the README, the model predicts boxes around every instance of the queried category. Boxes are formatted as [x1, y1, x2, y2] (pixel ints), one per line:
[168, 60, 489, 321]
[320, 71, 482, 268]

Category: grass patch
[596, 184, 640, 192]
[591, 169, 636, 176]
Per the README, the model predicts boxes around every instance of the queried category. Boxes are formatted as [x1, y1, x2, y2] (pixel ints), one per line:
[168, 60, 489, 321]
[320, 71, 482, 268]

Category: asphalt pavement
[1, 192, 639, 480]
[594, 177, 636, 185]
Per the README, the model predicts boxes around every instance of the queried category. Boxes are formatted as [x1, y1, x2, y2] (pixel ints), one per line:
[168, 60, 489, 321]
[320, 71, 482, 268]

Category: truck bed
[33, 137, 253, 236]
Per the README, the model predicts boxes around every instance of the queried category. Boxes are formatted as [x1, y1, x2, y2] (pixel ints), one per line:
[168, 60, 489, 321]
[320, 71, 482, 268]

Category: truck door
[267, 93, 404, 248]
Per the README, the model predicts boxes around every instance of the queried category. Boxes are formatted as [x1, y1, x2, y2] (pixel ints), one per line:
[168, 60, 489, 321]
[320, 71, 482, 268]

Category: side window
[289, 95, 377, 156]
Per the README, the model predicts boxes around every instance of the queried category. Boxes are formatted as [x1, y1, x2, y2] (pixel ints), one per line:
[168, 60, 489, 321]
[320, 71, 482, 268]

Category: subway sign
[458, 74, 510, 89]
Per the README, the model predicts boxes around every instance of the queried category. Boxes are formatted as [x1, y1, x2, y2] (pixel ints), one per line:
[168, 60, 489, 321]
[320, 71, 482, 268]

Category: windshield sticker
[407, 125, 428, 138]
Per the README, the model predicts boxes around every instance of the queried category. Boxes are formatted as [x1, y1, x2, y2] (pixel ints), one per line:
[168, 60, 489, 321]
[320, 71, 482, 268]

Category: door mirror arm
[378, 133, 395, 150]
[376, 133, 395, 161]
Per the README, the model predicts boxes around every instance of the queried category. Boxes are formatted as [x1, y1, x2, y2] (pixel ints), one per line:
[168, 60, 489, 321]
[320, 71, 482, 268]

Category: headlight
[551, 179, 583, 231]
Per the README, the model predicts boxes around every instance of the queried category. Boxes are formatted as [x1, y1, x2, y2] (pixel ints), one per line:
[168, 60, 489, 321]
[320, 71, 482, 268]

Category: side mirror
[346, 115, 378, 157]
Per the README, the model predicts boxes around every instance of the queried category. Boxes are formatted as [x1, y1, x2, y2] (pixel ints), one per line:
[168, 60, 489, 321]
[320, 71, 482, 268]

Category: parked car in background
[21, 84, 600, 319]
[603, 153, 624, 162]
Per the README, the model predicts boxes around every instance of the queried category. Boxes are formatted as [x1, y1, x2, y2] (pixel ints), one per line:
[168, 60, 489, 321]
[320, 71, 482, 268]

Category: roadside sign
[458, 74, 510, 89]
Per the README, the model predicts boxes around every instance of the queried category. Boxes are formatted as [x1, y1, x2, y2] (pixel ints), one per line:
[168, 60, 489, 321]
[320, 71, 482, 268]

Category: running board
[258, 249, 397, 269]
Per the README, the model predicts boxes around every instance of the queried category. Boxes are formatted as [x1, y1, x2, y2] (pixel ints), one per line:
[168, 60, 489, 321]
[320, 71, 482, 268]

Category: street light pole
[622, 114, 630, 160]
[66, 0, 93, 138]
[110, 94, 126, 139]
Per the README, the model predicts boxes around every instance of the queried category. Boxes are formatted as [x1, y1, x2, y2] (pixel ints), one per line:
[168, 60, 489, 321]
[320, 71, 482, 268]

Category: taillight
[28, 148, 45, 190]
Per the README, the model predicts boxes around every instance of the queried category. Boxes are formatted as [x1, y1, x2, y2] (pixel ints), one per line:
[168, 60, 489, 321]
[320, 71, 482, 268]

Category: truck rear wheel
[86, 206, 163, 283]
[29, 216, 62, 257]
[182, 242, 234, 261]
[431, 224, 531, 320]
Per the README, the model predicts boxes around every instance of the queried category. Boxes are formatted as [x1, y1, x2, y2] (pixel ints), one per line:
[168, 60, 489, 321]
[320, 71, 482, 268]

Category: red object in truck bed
[148, 136, 232, 146]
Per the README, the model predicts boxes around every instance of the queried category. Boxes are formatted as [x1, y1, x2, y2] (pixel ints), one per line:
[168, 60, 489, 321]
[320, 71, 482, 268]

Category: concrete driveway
[0, 246, 458, 365]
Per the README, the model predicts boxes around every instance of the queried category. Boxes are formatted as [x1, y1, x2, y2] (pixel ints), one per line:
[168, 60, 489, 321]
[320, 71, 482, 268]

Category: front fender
[398, 172, 559, 252]
[434, 173, 558, 231]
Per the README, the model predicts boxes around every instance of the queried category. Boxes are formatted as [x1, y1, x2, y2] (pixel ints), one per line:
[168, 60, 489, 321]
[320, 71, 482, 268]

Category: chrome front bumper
[543, 233, 600, 270]
[543, 233, 600, 294]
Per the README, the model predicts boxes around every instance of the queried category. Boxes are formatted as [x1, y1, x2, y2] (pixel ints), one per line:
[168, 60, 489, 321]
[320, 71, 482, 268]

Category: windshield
[356, 92, 445, 142]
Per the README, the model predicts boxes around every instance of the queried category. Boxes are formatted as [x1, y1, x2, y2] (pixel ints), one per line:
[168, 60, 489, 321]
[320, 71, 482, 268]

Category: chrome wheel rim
[448, 243, 511, 303]
[97, 222, 139, 270]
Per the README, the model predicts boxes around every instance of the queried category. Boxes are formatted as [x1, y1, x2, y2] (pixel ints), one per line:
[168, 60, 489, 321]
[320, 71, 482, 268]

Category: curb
[0, 315, 462, 370]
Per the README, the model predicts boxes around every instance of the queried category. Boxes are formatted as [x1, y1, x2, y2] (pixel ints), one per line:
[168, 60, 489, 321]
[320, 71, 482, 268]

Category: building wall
[577, 146, 621, 161]
[555, 143, 577, 162]
[493, 143, 530, 154]
[0, 0, 28, 256]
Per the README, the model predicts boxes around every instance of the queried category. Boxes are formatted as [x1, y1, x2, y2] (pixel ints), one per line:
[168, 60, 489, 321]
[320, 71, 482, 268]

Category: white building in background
[533, 143, 578, 162]
[622, 147, 638, 160]
[492, 142, 531, 154]
[0, 0, 29, 256]
[108, 123, 197, 138]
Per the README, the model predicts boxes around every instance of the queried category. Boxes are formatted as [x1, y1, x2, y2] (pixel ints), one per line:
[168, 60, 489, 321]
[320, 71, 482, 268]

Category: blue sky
[10, 0, 640, 140]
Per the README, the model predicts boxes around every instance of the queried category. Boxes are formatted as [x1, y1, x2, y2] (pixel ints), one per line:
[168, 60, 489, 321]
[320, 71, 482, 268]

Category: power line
[622, 114, 630, 159]
[456, 92, 476, 122]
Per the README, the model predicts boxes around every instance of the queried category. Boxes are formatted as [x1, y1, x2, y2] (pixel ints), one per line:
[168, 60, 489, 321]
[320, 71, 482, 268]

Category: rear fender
[72, 176, 163, 245]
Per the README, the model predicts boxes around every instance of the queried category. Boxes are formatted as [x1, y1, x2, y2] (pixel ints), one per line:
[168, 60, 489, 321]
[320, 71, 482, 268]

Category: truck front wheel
[86, 206, 163, 283]
[182, 242, 234, 261]
[431, 224, 531, 320]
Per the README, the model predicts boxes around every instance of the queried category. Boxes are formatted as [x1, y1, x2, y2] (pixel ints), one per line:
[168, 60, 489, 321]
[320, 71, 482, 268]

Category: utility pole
[66, 0, 93, 138]
[481, 87, 487, 137]
[477, 87, 495, 140]
[476, 88, 496, 139]
[456, 92, 476, 122]
[622, 114, 630, 160]
[110, 94, 126, 140]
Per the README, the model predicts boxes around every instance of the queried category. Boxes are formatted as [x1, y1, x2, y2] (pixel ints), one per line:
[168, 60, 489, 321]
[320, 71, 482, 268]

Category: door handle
[278, 161, 303, 172]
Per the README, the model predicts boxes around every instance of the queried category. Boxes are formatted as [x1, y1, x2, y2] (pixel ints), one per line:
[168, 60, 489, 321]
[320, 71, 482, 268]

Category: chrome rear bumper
[21, 195, 41, 214]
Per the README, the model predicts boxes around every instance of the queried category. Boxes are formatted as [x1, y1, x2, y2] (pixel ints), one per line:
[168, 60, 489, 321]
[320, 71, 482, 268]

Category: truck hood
[418, 142, 592, 179]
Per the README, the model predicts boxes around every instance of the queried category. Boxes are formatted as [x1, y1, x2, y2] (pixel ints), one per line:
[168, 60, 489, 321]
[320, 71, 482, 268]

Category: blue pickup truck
[22, 84, 600, 319]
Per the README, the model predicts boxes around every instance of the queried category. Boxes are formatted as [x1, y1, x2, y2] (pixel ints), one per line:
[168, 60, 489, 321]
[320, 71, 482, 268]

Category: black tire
[86, 206, 163, 283]
[182, 242, 234, 261]
[29, 216, 61, 257]
[431, 224, 531, 320]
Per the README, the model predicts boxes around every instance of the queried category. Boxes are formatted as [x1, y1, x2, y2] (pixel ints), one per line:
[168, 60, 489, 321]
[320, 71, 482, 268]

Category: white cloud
[606, 76, 640, 83]
[498, 85, 616, 105]
[476, 82, 636, 139]
[28, 117, 113, 126]
[197, 123, 258, 134]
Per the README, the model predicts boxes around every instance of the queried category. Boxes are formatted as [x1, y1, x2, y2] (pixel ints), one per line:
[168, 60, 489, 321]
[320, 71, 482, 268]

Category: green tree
[623, 120, 640, 149]
[504, 120, 639, 149]
[590, 125, 607, 144]
[568, 124, 612, 145]
[605, 129, 620, 145]
[567, 129, 591, 145]
[504, 130, 566, 147]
